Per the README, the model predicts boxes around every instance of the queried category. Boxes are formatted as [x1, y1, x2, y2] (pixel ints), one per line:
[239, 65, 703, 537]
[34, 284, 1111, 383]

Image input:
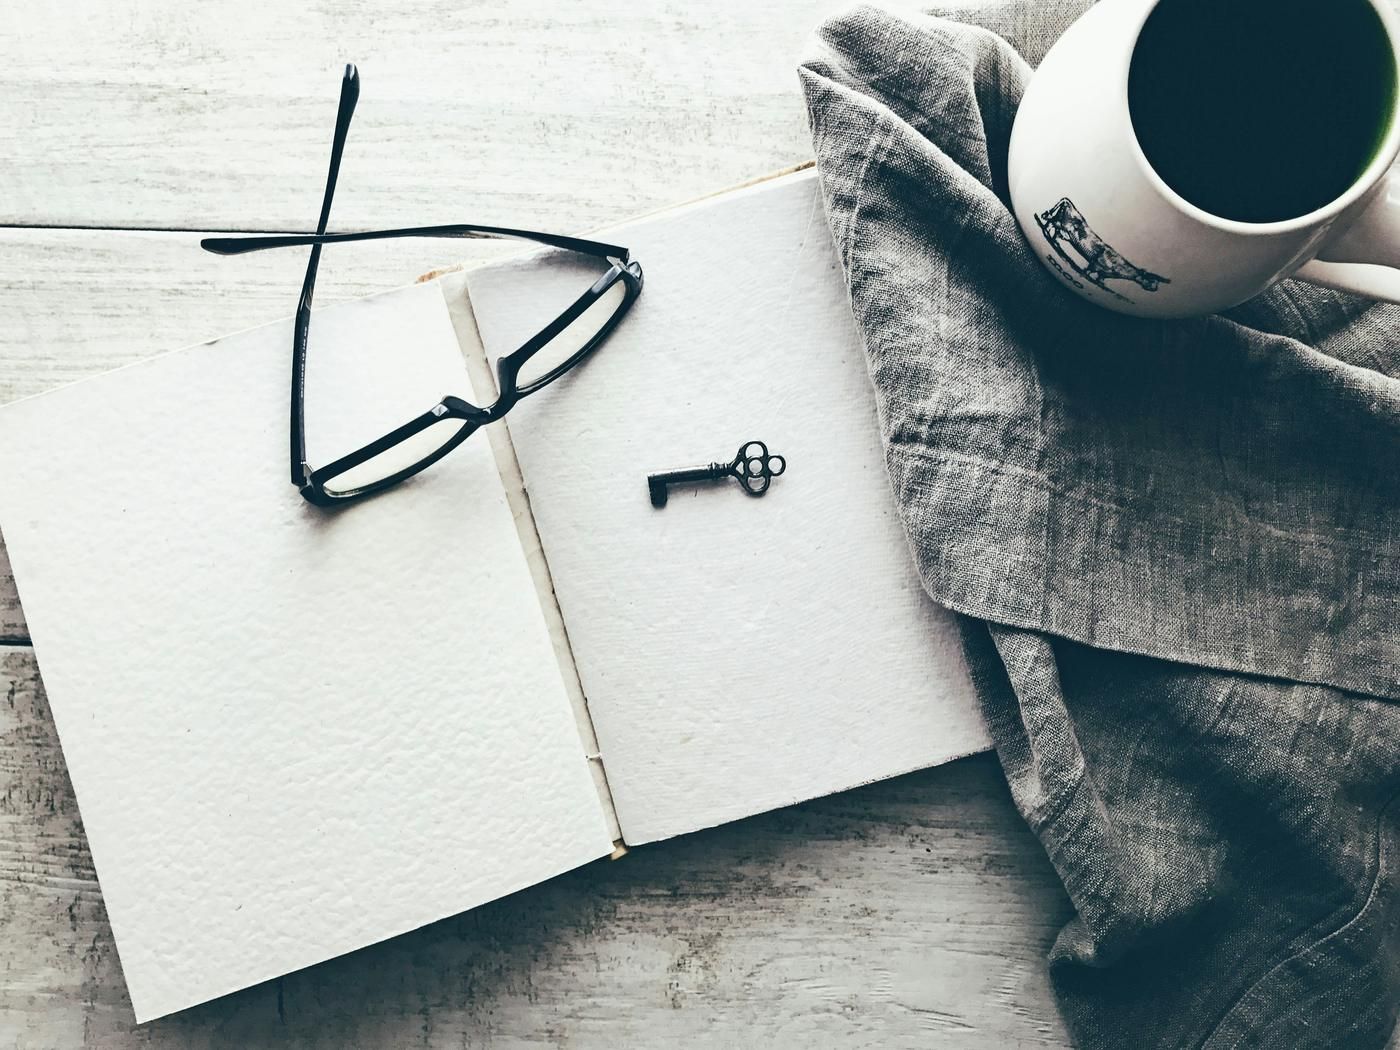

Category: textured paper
[0, 281, 612, 1021]
[467, 171, 991, 846]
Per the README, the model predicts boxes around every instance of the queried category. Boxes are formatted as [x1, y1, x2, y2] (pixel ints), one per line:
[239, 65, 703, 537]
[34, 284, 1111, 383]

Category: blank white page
[466, 171, 990, 846]
[0, 281, 612, 1021]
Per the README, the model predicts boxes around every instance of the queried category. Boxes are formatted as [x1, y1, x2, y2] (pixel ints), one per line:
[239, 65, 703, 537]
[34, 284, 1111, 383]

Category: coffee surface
[1129, 0, 1396, 223]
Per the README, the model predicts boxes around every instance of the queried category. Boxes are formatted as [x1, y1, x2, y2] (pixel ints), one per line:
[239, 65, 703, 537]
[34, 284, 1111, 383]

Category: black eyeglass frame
[202, 64, 643, 506]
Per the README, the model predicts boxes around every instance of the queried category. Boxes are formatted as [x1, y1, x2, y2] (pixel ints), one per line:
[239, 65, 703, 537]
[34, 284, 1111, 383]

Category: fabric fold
[801, 5, 1400, 1047]
[801, 4, 1400, 703]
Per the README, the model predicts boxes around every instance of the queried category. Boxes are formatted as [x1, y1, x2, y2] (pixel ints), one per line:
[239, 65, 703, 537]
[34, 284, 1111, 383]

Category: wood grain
[0, 646, 1072, 1048]
[0, 542, 22, 641]
[1, 0, 857, 233]
[0, 0, 1084, 235]
[0, 228, 512, 406]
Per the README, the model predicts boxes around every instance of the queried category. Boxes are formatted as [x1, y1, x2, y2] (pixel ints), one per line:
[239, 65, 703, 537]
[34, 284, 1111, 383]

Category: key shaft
[647, 462, 729, 507]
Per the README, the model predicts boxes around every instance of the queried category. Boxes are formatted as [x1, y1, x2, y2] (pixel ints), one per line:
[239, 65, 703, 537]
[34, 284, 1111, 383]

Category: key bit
[648, 440, 787, 508]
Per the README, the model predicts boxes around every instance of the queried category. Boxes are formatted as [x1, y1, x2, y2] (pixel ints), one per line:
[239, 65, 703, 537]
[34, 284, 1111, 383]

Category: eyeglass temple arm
[291, 62, 359, 486]
[202, 224, 630, 265]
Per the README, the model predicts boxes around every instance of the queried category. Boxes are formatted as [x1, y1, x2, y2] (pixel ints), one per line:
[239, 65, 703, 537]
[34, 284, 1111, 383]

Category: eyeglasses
[201, 64, 644, 506]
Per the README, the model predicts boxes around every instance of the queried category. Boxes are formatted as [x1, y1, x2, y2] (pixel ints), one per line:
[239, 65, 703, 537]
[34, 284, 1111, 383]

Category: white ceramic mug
[1008, 0, 1400, 318]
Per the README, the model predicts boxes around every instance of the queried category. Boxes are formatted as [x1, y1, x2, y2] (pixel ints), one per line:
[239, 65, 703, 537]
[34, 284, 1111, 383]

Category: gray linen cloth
[800, 4, 1400, 1047]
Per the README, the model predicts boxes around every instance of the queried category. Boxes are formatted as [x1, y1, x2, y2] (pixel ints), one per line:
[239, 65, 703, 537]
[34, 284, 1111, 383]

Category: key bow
[730, 440, 786, 496]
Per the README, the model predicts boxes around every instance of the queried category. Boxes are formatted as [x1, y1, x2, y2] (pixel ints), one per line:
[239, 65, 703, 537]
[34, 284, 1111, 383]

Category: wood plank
[0, 228, 507, 405]
[0, 1, 1095, 236]
[0, 541, 21, 640]
[0, 646, 1072, 1046]
[0, 0, 863, 233]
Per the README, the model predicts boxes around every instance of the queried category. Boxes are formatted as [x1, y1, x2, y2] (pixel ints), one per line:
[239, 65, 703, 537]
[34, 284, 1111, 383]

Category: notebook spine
[437, 273, 627, 855]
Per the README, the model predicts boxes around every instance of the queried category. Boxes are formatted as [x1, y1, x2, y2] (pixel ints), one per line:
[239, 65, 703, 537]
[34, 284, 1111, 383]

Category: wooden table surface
[0, 2, 1080, 1046]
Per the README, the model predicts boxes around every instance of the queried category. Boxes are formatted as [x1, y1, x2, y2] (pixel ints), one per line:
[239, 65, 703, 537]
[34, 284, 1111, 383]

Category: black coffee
[1128, 0, 1397, 223]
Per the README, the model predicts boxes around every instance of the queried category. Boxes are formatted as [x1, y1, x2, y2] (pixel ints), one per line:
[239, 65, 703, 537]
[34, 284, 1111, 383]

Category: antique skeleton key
[647, 440, 787, 508]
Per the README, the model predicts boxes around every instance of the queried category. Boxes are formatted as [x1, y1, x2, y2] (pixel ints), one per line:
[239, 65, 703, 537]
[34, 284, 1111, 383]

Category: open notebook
[0, 169, 988, 1022]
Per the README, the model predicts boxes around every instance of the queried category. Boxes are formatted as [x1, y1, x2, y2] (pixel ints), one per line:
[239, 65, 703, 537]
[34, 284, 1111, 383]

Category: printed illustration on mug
[1035, 198, 1170, 302]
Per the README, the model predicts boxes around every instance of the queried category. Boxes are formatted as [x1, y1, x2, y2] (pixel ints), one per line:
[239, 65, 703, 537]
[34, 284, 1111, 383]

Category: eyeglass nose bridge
[437, 395, 491, 421]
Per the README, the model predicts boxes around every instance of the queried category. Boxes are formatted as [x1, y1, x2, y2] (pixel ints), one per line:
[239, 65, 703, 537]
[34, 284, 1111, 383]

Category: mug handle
[1294, 169, 1400, 302]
